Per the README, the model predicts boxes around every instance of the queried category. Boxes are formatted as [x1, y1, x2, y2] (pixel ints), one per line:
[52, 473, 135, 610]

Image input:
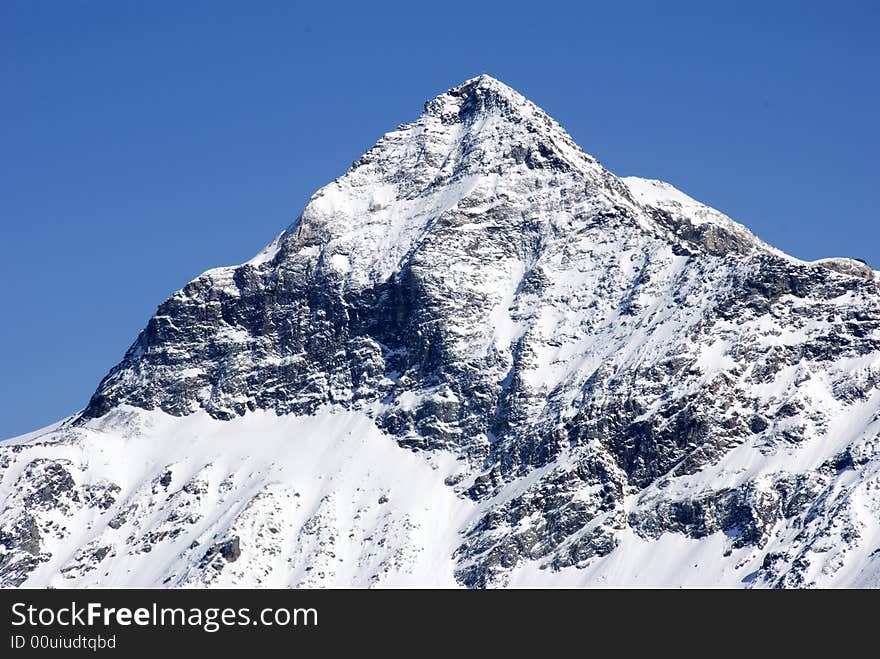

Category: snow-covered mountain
[3, 75, 880, 588]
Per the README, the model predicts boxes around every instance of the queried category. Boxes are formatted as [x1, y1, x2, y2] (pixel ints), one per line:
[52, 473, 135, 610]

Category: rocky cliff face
[4, 75, 880, 588]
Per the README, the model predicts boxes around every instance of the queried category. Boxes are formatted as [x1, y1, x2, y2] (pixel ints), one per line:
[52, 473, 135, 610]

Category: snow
[621, 175, 796, 261]
[3, 407, 473, 588]
[246, 229, 288, 267]
[508, 529, 748, 588]
[8, 390, 879, 588]
[622, 177, 704, 212]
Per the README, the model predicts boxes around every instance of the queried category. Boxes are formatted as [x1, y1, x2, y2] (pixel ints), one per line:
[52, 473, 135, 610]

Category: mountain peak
[424, 74, 542, 125]
[455, 73, 519, 96]
[6, 75, 880, 590]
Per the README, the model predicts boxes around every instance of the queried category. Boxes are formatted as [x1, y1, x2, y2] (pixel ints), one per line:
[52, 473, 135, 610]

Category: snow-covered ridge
[622, 175, 758, 235]
[622, 176, 874, 279]
[3, 75, 880, 589]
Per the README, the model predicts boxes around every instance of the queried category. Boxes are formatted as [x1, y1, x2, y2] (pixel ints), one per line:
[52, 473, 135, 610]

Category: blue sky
[1, 1, 878, 438]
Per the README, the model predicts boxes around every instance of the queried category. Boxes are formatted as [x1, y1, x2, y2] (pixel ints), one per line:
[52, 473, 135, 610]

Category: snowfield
[2, 408, 470, 588]
[5, 401, 880, 588]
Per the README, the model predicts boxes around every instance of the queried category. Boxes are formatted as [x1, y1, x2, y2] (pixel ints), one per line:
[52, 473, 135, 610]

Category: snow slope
[2, 407, 471, 587]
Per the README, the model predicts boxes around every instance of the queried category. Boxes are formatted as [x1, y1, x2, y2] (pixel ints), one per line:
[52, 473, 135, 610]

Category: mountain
[3, 75, 880, 588]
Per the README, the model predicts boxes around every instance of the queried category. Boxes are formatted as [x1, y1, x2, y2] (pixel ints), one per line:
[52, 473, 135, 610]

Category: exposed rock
[201, 537, 241, 566]
[814, 258, 874, 281]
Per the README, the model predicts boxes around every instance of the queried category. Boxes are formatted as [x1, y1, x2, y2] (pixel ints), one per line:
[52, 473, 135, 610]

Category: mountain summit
[2, 77, 880, 588]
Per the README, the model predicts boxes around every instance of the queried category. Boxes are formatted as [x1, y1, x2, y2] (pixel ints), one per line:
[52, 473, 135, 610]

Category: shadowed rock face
[4, 76, 880, 588]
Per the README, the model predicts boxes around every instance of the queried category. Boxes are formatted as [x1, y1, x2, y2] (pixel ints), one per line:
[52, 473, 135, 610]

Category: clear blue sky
[2, 1, 878, 438]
